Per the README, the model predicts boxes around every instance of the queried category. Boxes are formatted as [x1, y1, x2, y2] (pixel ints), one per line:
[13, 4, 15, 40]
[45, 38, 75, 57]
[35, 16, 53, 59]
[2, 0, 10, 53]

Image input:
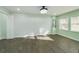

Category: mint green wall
[51, 16, 56, 34]
[0, 10, 8, 39]
[56, 9, 79, 41]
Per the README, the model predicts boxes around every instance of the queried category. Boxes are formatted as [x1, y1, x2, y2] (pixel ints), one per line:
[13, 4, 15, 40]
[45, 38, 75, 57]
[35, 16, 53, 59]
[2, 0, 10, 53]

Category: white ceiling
[2, 6, 79, 16]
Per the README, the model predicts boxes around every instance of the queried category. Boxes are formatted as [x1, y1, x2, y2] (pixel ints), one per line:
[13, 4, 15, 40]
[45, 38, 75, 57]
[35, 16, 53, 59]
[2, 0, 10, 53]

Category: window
[71, 16, 79, 32]
[59, 18, 68, 30]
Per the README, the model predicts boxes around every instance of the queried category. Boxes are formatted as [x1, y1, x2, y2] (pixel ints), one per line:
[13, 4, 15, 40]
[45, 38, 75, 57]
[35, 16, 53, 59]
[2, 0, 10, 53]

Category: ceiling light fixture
[17, 8, 20, 11]
[40, 6, 48, 14]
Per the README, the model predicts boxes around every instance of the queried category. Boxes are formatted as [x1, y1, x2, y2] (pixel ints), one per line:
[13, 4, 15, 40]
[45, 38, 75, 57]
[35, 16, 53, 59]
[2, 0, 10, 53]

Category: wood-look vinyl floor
[0, 36, 65, 53]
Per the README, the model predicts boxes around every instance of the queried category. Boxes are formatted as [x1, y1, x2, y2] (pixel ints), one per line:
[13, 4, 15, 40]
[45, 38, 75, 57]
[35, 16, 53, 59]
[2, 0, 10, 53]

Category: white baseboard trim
[0, 37, 7, 40]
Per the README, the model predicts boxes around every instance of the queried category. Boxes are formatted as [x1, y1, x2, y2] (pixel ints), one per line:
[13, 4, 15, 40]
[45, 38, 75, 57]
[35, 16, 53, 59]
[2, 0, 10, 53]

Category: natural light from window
[71, 16, 79, 32]
[59, 18, 68, 30]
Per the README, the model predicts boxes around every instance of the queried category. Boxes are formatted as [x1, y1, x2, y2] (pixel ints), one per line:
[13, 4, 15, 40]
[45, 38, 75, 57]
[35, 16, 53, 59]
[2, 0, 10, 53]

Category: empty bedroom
[0, 6, 79, 53]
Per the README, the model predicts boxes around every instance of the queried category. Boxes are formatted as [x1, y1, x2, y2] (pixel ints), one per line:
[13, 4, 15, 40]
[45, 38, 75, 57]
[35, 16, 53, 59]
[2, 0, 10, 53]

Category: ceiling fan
[40, 6, 48, 14]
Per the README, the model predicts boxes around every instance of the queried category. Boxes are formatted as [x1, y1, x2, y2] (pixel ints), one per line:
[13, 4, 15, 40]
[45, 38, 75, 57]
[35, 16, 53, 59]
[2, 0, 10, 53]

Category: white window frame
[71, 16, 79, 32]
[59, 18, 68, 30]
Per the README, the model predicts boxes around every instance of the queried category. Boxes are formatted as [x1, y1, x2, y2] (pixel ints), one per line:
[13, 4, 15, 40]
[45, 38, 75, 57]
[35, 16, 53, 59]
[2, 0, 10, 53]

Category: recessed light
[17, 8, 20, 11]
